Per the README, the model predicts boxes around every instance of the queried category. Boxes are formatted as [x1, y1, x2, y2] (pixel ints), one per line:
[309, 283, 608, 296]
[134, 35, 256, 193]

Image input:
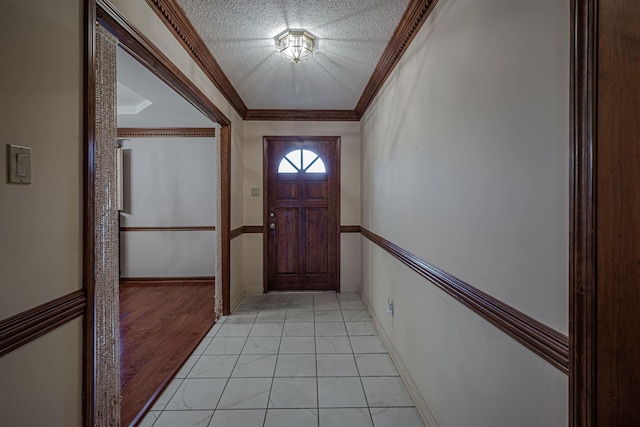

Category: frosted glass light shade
[278, 30, 314, 63]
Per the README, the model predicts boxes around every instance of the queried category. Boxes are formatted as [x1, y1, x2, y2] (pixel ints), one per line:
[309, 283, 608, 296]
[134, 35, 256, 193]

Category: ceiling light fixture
[277, 29, 315, 63]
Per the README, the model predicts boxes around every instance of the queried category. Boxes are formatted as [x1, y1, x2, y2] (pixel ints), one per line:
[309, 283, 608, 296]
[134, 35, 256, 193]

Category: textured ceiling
[175, 0, 410, 110]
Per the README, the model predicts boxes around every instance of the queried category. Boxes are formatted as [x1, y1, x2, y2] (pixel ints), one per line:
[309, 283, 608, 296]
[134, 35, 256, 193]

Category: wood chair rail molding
[229, 226, 243, 240]
[145, 0, 439, 121]
[230, 225, 263, 239]
[117, 128, 216, 138]
[120, 277, 215, 284]
[360, 227, 569, 373]
[120, 226, 216, 232]
[0, 290, 86, 357]
[231, 225, 360, 239]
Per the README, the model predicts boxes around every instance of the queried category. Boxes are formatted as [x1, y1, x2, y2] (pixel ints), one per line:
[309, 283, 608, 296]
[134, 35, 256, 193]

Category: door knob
[270, 223, 276, 230]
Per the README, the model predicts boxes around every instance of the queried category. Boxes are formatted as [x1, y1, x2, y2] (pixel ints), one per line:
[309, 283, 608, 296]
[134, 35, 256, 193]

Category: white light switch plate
[7, 144, 32, 184]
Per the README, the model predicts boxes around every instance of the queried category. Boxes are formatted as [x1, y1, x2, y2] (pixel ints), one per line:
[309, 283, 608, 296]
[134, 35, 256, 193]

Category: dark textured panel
[306, 181, 328, 201]
[306, 208, 328, 274]
[276, 209, 299, 274]
[596, 0, 640, 424]
[277, 181, 298, 201]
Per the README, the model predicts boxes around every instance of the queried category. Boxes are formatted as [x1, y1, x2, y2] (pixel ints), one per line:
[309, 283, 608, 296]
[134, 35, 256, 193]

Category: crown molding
[117, 127, 216, 138]
[355, 0, 439, 117]
[98, 0, 230, 126]
[145, 0, 248, 118]
[245, 109, 359, 122]
[146, 0, 439, 121]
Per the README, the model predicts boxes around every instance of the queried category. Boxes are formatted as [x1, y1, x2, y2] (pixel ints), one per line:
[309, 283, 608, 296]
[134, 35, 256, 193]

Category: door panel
[277, 181, 298, 200]
[306, 181, 328, 201]
[276, 208, 298, 274]
[306, 208, 328, 274]
[265, 137, 339, 291]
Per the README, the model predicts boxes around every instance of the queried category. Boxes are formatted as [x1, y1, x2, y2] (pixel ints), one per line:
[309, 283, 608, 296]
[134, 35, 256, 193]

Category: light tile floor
[139, 292, 425, 427]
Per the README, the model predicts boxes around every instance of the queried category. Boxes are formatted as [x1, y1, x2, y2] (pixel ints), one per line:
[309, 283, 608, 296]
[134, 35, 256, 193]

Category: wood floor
[119, 280, 215, 427]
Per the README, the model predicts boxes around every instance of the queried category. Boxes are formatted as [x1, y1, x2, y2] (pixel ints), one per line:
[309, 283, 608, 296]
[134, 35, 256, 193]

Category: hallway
[140, 293, 424, 427]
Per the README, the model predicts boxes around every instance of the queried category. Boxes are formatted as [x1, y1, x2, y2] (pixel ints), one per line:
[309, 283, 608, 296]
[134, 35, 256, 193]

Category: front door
[264, 136, 340, 291]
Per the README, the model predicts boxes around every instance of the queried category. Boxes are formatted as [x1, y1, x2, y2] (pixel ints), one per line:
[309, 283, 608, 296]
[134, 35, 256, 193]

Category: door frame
[85, 2, 233, 424]
[262, 136, 341, 293]
[569, 0, 596, 424]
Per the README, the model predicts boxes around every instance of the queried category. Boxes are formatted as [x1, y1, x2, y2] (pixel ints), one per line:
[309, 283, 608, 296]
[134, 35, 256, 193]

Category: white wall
[360, 0, 569, 425]
[119, 137, 217, 277]
[241, 121, 362, 293]
[0, 1, 83, 425]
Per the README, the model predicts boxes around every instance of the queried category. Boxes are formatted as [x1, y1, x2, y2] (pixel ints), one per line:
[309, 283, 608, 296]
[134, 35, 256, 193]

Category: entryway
[263, 136, 340, 292]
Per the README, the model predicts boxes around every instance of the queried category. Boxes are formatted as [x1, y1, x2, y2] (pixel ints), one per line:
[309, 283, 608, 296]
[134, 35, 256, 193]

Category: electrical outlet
[386, 300, 394, 316]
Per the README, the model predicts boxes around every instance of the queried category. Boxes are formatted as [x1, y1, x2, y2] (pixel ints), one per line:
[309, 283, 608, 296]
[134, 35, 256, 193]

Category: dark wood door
[264, 136, 340, 291]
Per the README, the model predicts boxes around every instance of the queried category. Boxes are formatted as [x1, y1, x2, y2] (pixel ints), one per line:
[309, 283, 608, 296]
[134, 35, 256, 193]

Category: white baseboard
[244, 286, 263, 295]
[230, 286, 264, 312]
[230, 288, 246, 312]
[360, 293, 439, 427]
[341, 284, 361, 293]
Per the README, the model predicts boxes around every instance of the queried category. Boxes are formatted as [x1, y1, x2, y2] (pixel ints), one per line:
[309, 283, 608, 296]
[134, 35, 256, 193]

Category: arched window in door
[278, 148, 327, 173]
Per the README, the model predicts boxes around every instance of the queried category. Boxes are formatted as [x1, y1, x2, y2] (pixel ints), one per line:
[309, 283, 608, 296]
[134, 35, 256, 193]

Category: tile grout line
[149, 319, 226, 426]
[262, 306, 286, 426]
[212, 319, 240, 425]
[209, 317, 252, 424]
[342, 303, 377, 426]
[313, 294, 320, 427]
